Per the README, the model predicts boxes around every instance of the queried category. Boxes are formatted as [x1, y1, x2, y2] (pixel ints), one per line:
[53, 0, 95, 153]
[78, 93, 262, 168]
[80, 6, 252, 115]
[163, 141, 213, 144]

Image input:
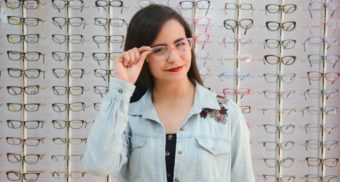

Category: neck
[152, 78, 195, 103]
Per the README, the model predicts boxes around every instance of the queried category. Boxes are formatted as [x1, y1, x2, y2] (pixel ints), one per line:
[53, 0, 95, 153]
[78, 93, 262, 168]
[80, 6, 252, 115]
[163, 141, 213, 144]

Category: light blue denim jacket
[83, 78, 255, 182]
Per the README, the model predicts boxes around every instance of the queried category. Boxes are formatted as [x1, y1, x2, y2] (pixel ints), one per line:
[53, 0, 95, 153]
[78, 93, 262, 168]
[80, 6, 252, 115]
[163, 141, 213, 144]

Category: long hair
[125, 4, 203, 102]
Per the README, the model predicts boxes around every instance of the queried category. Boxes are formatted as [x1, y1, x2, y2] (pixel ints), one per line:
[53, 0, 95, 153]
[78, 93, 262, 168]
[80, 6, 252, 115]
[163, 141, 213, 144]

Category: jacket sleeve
[82, 78, 135, 176]
[228, 100, 255, 182]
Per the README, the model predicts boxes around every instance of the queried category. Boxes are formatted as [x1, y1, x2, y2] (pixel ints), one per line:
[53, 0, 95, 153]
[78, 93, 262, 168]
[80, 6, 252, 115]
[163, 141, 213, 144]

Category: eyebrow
[150, 37, 186, 48]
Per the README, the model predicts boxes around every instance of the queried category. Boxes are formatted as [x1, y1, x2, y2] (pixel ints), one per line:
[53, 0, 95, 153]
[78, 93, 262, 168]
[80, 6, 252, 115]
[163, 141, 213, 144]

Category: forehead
[152, 19, 186, 45]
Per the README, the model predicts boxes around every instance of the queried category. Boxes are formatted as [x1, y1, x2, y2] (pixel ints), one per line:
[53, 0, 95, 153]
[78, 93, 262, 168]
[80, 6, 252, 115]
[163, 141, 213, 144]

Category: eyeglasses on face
[95, 0, 124, 13]
[6, 170, 43, 181]
[7, 68, 45, 79]
[179, 0, 210, 15]
[51, 154, 83, 162]
[7, 153, 44, 164]
[7, 85, 41, 95]
[52, 0, 85, 12]
[7, 51, 44, 62]
[264, 39, 296, 49]
[52, 34, 85, 45]
[5, 0, 44, 9]
[7, 120, 44, 129]
[52, 102, 87, 112]
[52, 119, 88, 129]
[307, 71, 340, 85]
[223, 19, 253, 35]
[52, 68, 85, 79]
[51, 51, 84, 62]
[52, 86, 86, 96]
[304, 88, 339, 100]
[262, 73, 296, 83]
[7, 34, 40, 44]
[148, 38, 193, 60]
[7, 16, 44, 26]
[263, 55, 296, 65]
[266, 21, 296, 31]
[305, 157, 339, 168]
[265, 4, 297, 15]
[307, 54, 340, 68]
[6, 137, 45, 146]
[52, 17, 86, 29]
[7, 103, 42, 112]
[304, 139, 339, 151]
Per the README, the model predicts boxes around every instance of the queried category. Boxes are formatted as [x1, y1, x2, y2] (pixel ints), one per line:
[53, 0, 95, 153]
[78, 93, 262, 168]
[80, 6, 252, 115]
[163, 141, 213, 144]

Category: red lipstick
[166, 66, 183, 72]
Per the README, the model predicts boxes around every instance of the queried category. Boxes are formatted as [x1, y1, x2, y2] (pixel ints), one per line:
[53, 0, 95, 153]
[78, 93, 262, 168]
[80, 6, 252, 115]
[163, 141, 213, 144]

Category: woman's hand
[114, 46, 151, 84]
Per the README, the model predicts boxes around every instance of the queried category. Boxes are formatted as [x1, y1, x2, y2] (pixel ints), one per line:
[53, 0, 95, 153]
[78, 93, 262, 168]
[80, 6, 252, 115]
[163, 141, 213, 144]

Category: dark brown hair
[125, 4, 203, 102]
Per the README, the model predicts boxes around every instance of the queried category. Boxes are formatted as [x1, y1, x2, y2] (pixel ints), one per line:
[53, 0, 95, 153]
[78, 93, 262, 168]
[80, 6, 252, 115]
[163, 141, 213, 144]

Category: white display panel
[0, 0, 339, 181]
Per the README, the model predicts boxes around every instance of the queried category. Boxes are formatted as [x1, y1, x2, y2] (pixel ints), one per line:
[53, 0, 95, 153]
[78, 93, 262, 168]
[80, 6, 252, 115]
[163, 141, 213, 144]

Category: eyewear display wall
[0, 0, 339, 182]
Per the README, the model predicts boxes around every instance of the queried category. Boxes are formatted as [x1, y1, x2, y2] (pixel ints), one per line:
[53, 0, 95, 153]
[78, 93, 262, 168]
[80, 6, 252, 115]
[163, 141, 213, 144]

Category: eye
[151, 46, 167, 55]
[175, 40, 187, 47]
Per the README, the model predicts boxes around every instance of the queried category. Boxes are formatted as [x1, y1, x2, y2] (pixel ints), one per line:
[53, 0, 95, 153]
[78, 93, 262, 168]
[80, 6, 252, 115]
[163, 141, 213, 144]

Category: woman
[83, 4, 254, 182]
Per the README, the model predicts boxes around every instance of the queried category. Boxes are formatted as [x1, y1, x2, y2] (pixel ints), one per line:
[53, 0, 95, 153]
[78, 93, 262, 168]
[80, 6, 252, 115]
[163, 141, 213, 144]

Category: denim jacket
[83, 78, 255, 182]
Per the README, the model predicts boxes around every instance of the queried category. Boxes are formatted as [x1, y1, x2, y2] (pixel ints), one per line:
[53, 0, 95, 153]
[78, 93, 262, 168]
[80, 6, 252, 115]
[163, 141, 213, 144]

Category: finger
[133, 47, 141, 62]
[122, 52, 130, 67]
[127, 51, 136, 67]
[138, 46, 151, 53]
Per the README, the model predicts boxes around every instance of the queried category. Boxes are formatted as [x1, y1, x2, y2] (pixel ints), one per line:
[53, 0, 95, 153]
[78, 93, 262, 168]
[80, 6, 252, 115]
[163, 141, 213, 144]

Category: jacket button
[175, 177, 180, 182]
[177, 151, 182, 155]
[167, 135, 173, 140]
[180, 127, 184, 131]
[118, 88, 123, 93]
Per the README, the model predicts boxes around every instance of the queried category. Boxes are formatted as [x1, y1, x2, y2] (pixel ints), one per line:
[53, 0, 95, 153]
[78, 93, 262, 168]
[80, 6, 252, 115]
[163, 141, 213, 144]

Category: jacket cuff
[109, 77, 136, 98]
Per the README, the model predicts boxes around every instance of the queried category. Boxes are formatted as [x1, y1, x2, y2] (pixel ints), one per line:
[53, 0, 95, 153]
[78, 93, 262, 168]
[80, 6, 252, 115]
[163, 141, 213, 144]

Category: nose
[166, 47, 181, 62]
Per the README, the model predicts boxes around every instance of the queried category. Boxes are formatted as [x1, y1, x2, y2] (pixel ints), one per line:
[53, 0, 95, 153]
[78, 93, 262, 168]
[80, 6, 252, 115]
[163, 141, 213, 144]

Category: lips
[166, 66, 183, 72]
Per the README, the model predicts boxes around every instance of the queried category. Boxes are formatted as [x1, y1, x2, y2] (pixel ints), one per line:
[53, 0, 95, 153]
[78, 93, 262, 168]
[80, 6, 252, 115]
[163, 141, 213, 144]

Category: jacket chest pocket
[195, 137, 231, 182]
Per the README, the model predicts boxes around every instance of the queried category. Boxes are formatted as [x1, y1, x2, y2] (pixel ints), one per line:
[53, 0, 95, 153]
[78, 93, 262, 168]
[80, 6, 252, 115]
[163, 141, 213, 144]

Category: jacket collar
[128, 83, 221, 121]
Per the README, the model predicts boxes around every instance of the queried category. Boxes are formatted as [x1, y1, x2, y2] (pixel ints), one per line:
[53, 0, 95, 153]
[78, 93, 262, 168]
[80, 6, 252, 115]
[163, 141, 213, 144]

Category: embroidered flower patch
[200, 96, 229, 124]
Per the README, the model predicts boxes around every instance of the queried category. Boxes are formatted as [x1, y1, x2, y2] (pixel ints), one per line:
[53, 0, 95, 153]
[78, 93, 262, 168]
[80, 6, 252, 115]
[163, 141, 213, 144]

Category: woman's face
[147, 19, 192, 84]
